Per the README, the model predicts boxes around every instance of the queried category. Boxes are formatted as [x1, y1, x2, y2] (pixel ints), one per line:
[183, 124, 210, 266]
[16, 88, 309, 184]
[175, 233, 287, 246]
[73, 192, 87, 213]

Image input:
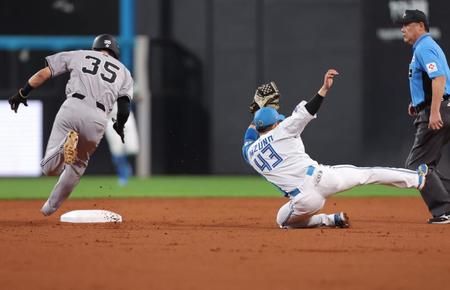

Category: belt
[72, 93, 105, 112]
[283, 165, 316, 198]
[414, 95, 450, 113]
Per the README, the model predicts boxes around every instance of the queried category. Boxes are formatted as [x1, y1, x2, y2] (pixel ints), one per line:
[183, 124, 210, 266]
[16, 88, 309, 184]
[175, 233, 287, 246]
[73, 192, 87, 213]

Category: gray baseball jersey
[46, 50, 133, 113]
[40, 49, 134, 215]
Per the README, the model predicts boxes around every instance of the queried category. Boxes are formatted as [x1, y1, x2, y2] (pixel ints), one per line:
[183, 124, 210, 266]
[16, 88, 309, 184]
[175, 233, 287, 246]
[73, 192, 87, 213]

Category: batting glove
[113, 121, 125, 143]
[9, 89, 28, 113]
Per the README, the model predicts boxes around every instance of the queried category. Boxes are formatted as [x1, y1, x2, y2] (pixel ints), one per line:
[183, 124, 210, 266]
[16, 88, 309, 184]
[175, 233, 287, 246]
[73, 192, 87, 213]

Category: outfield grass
[0, 176, 421, 200]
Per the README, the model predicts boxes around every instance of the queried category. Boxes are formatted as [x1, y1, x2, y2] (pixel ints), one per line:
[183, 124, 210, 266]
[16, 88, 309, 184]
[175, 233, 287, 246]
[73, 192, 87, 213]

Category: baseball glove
[249, 81, 280, 114]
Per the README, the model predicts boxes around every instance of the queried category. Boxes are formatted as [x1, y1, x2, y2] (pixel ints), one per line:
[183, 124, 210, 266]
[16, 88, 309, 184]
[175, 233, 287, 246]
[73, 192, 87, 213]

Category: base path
[0, 197, 449, 290]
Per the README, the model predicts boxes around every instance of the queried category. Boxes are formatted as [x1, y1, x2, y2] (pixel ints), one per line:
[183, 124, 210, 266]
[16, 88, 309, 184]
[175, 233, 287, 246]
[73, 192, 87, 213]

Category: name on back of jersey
[249, 135, 274, 158]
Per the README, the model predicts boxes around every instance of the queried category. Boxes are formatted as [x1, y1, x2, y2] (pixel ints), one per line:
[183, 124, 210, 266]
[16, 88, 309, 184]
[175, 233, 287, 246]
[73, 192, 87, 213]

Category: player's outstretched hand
[322, 69, 339, 91]
[249, 101, 260, 114]
[8, 90, 28, 113]
[113, 122, 125, 143]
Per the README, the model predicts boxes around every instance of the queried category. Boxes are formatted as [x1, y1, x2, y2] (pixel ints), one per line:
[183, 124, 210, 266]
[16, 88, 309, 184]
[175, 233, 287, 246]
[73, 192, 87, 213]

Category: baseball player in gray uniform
[8, 34, 133, 216]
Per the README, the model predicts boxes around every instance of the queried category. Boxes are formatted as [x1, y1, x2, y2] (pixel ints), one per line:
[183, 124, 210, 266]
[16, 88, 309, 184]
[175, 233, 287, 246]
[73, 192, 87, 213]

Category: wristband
[304, 93, 325, 115]
[20, 82, 34, 97]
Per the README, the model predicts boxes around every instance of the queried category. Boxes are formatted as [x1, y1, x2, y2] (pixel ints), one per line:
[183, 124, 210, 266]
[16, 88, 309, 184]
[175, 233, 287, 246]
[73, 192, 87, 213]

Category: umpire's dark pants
[406, 100, 450, 217]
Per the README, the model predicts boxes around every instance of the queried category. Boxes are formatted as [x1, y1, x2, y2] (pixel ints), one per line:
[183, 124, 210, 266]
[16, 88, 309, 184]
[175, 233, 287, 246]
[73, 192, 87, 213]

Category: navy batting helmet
[92, 34, 120, 59]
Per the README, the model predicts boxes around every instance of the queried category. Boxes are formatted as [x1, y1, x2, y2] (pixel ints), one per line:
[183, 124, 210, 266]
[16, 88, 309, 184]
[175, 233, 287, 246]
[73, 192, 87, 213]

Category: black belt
[72, 93, 105, 112]
[414, 95, 450, 113]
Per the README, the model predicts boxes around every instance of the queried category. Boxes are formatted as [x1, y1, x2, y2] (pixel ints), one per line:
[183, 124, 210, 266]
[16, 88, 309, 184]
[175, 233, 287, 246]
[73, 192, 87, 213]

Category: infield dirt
[0, 197, 449, 290]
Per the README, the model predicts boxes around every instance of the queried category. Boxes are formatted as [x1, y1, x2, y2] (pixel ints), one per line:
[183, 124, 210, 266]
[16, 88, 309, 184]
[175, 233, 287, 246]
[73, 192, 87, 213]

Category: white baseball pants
[276, 164, 420, 228]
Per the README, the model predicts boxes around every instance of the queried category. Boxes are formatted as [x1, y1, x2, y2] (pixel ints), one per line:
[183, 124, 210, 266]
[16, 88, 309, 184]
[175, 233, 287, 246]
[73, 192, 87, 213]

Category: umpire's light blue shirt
[409, 33, 450, 107]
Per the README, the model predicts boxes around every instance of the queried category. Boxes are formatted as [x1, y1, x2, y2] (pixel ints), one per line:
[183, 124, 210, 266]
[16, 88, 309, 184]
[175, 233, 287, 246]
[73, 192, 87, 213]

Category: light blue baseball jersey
[409, 33, 450, 106]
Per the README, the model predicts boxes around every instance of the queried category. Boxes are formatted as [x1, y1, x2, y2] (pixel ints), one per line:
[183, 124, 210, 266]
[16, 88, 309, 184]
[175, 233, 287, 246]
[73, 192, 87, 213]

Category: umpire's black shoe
[428, 214, 450, 224]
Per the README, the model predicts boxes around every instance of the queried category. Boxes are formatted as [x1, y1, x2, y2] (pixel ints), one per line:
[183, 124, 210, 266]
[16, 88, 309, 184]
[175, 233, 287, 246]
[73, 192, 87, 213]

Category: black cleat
[428, 214, 450, 224]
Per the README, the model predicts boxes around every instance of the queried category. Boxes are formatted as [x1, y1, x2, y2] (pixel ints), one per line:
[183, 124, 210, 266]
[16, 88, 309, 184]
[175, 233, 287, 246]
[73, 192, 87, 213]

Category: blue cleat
[334, 212, 350, 228]
[417, 164, 428, 191]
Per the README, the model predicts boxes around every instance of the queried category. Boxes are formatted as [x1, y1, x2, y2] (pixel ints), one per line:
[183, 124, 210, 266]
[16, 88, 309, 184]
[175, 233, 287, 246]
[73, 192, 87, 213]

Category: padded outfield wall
[1, 0, 450, 175]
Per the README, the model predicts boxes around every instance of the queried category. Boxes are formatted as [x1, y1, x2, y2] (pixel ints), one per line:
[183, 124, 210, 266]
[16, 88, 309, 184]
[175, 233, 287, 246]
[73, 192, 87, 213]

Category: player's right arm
[8, 65, 52, 113]
[8, 51, 74, 113]
[27, 67, 52, 88]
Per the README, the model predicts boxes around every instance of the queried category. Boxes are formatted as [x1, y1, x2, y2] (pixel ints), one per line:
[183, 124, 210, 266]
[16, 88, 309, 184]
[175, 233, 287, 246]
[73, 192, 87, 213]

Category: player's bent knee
[276, 194, 325, 228]
[276, 202, 294, 227]
[41, 166, 61, 176]
[292, 193, 325, 215]
[40, 156, 65, 176]
[276, 210, 309, 228]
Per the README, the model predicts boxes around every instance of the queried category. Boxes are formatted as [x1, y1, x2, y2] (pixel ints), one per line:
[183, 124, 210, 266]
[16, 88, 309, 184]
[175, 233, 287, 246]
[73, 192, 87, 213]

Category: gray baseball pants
[40, 97, 107, 215]
[405, 100, 450, 217]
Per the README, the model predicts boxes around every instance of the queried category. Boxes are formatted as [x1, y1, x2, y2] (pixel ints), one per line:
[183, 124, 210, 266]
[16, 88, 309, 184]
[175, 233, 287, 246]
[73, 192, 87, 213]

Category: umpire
[398, 9, 450, 224]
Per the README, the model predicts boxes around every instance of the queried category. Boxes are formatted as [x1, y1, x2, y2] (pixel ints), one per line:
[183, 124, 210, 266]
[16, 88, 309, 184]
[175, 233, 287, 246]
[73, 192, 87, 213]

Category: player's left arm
[8, 66, 52, 113]
[113, 69, 134, 143]
[305, 68, 339, 115]
[113, 97, 131, 143]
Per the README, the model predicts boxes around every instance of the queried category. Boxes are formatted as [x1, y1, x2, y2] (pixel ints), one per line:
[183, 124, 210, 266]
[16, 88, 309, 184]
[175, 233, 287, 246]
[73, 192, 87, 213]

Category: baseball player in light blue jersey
[8, 34, 133, 216]
[242, 69, 429, 229]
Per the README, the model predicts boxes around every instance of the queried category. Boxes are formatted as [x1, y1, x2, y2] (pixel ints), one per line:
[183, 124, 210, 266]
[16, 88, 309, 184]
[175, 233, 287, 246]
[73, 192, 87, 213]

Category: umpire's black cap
[395, 9, 429, 30]
[92, 34, 120, 59]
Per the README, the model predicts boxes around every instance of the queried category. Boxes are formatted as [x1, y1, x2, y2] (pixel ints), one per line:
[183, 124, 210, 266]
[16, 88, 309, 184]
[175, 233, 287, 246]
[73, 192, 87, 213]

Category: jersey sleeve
[119, 68, 134, 100]
[242, 127, 259, 163]
[278, 100, 316, 137]
[45, 51, 74, 77]
[416, 47, 446, 79]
